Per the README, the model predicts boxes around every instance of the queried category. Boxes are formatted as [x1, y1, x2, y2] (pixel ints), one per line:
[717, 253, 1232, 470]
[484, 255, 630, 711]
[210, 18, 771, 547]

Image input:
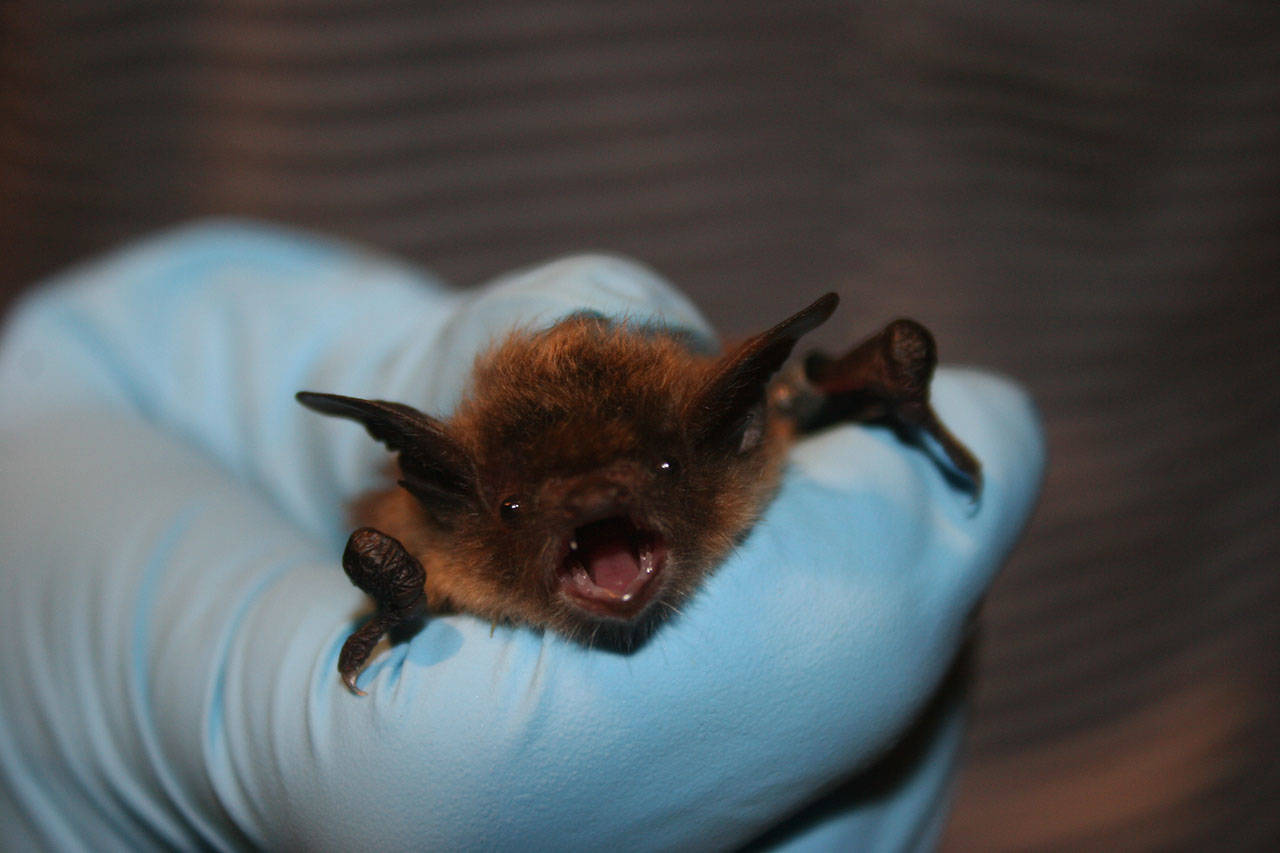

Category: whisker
[660, 600, 685, 618]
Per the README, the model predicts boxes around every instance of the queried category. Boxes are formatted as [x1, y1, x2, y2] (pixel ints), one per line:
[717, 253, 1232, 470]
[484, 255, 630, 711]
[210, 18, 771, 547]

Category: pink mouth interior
[578, 518, 642, 593]
[561, 516, 666, 613]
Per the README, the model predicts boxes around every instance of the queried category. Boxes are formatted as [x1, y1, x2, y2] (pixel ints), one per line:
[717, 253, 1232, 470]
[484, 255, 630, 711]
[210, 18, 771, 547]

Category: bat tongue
[585, 540, 641, 594]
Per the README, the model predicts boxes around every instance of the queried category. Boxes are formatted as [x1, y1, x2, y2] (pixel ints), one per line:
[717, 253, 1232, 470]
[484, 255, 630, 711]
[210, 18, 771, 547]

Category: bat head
[298, 293, 836, 646]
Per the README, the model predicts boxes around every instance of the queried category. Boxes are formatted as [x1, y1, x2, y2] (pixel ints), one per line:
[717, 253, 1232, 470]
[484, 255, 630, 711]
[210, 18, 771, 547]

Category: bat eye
[656, 459, 678, 476]
[500, 497, 522, 520]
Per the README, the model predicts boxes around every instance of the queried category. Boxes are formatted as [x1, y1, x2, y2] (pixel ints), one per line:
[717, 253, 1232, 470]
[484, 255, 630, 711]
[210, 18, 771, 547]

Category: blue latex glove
[0, 222, 1043, 851]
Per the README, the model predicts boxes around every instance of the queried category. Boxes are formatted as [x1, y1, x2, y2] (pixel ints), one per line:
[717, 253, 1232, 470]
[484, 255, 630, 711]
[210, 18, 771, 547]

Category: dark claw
[338, 527, 426, 694]
[896, 400, 984, 497]
[338, 615, 391, 696]
[796, 318, 982, 492]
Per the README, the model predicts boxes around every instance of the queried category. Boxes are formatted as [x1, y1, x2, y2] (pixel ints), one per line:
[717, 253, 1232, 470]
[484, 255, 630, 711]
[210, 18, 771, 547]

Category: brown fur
[356, 314, 794, 646]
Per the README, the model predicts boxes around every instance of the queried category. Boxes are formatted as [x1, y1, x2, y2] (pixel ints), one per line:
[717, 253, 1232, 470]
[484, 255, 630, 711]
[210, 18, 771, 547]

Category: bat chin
[556, 513, 669, 621]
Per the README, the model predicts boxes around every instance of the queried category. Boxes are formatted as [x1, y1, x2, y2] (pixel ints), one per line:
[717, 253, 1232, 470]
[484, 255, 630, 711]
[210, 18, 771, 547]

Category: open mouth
[558, 515, 667, 619]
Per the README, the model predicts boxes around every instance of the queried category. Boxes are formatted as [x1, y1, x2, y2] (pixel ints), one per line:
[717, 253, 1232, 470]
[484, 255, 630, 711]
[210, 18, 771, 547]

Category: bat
[297, 293, 980, 694]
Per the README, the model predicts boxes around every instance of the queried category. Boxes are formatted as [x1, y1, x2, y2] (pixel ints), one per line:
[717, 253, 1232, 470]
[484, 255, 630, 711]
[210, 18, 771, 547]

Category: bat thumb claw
[342, 670, 368, 697]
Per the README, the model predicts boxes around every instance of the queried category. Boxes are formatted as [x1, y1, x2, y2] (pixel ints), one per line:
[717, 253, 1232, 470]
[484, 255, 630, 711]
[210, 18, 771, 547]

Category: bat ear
[296, 391, 478, 517]
[688, 293, 839, 451]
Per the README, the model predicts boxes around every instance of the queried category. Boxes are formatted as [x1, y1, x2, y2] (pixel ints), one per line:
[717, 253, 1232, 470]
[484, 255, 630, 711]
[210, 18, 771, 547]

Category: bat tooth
[571, 563, 592, 590]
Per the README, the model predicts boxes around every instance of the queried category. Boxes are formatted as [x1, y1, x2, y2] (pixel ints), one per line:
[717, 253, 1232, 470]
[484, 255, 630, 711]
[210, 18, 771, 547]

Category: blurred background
[2, 2, 1277, 849]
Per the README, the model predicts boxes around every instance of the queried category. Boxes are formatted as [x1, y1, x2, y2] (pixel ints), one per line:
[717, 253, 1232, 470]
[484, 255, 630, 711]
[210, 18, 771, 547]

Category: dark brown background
[3, 2, 1278, 849]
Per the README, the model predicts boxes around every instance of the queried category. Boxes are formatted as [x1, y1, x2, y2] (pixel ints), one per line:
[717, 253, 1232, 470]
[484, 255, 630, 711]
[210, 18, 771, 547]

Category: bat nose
[563, 480, 630, 519]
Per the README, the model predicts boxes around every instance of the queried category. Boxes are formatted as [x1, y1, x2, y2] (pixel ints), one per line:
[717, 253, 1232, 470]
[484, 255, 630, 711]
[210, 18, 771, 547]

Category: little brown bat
[297, 293, 980, 694]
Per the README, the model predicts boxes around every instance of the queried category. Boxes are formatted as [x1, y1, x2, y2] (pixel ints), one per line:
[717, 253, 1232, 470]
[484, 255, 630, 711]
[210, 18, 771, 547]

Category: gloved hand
[0, 221, 1043, 851]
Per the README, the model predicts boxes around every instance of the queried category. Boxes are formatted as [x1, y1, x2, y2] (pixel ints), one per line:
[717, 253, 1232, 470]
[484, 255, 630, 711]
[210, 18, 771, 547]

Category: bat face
[432, 316, 788, 642]
[298, 294, 838, 646]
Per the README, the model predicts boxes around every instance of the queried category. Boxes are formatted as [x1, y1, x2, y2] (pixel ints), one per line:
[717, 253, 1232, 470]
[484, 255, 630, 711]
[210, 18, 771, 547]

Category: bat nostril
[563, 481, 629, 517]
